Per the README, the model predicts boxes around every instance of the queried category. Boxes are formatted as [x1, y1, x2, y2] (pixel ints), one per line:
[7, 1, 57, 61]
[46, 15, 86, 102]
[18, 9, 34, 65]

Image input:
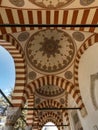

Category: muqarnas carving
[90, 73, 98, 110]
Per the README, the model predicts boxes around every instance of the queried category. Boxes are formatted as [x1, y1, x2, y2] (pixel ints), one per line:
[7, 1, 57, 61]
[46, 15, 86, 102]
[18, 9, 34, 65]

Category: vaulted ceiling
[0, 0, 98, 129]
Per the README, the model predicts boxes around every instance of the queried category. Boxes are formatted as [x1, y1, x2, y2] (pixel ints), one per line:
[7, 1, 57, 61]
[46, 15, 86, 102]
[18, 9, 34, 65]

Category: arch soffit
[0, 34, 27, 106]
[74, 33, 98, 87]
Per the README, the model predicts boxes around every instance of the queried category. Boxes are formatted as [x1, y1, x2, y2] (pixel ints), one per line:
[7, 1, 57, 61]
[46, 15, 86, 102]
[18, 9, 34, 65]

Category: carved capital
[5, 107, 21, 126]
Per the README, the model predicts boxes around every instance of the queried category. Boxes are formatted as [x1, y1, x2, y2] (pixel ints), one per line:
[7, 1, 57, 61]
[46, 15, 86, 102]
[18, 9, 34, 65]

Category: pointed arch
[39, 112, 63, 130]
[74, 33, 98, 88]
[37, 99, 69, 125]
[0, 34, 27, 107]
[24, 75, 86, 116]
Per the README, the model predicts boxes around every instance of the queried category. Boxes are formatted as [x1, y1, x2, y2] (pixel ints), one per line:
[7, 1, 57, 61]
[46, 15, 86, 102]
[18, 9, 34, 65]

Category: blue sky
[42, 122, 58, 130]
[0, 46, 15, 96]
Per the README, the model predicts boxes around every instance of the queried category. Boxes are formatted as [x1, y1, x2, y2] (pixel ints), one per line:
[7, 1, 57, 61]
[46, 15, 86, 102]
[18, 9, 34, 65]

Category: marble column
[4, 107, 21, 130]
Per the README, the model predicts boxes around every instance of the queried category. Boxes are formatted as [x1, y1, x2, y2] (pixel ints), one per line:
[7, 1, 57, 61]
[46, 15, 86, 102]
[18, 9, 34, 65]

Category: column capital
[5, 107, 21, 126]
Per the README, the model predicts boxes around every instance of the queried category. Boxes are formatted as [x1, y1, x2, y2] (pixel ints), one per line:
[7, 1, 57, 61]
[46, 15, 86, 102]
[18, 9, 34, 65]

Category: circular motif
[80, 0, 95, 6]
[18, 32, 30, 42]
[9, 0, 25, 7]
[35, 98, 40, 104]
[72, 31, 85, 42]
[26, 29, 76, 74]
[38, 112, 42, 116]
[60, 98, 65, 104]
[64, 71, 73, 79]
[29, 0, 74, 9]
[28, 71, 37, 80]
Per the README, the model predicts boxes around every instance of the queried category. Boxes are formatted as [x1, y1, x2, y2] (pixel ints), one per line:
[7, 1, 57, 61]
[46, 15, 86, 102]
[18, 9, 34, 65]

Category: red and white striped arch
[24, 75, 86, 116]
[74, 33, 98, 89]
[26, 95, 34, 125]
[39, 111, 63, 130]
[37, 99, 65, 109]
[0, 7, 98, 35]
[37, 99, 69, 124]
[0, 34, 27, 107]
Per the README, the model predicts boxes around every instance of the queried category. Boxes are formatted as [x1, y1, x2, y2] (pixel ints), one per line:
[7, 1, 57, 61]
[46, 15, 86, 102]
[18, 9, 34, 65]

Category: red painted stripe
[37, 11, 42, 29]
[0, 0, 2, 5]
[62, 10, 68, 29]
[80, 9, 90, 31]
[71, 10, 78, 30]
[46, 11, 50, 29]
[28, 11, 34, 30]
[6, 9, 17, 33]
[0, 14, 7, 34]
[89, 9, 98, 32]
[17, 10, 25, 31]
[54, 11, 59, 29]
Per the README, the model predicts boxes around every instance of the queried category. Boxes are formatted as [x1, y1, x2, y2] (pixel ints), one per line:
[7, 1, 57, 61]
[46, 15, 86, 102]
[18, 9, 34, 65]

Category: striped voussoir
[39, 111, 63, 130]
[74, 33, 98, 89]
[73, 34, 98, 116]
[32, 111, 39, 130]
[25, 76, 85, 113]
[26, 95, 34, 125]
[37, 99, 69, 125]
[0, 34, 27, 107]
[0, 7, 98, 35]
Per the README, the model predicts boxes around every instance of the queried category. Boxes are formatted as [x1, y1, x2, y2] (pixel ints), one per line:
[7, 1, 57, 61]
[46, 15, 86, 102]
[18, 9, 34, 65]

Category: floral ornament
[26, 29, 76, 74]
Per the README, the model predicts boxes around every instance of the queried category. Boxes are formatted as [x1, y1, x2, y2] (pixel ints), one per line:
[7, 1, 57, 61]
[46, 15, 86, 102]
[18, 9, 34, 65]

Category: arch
[37, 99, 69, 125]
[25, 75, 86, 116]
[0, 45, 15, 95]
[26, 95, 34, 125]
[39, 112, 63, 130]
[74, 33, 98, 88]
[0, 34, 27, 107]
[42, 122, 58, 130]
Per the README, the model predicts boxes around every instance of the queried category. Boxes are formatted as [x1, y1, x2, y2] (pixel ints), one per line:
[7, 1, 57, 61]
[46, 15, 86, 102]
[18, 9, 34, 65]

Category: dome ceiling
[35, 85, 65, 97]
[26, 29, 76, 74]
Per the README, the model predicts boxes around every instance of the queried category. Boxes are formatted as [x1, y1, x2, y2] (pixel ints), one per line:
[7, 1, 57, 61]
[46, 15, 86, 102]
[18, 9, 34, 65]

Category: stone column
[25, 125, 32, 130]
[4, 107, 21, 130]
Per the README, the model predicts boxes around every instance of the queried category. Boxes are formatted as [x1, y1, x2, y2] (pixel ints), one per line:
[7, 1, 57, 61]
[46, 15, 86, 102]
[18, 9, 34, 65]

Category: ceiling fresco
[26, 29, 76, 74]
[29, 0, 75, 9]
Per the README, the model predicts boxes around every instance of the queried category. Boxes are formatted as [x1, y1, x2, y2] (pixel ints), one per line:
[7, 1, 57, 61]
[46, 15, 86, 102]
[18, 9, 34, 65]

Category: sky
[42, 122, 58, 130]
[0, 46, 15, 97]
